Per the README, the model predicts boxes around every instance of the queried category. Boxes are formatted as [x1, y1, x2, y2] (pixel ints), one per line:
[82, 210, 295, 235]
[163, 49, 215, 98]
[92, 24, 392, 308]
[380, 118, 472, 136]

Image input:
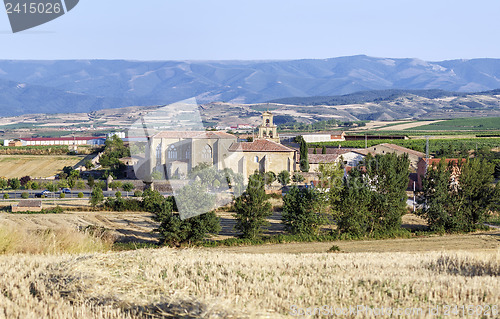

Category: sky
[1, 0, 500, 61]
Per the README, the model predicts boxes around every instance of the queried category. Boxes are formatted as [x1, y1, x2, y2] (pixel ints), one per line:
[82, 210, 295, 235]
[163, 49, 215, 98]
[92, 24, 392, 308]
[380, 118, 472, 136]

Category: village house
[416, 158, 465, 190]
[365, 143, 425, 170]
[11, 200, 42, 213]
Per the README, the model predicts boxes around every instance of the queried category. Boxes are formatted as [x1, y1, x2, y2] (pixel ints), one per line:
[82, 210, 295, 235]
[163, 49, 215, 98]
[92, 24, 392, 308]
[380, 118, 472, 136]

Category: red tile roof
[229, 139, 295, 152]
[154, 131, 236, 139]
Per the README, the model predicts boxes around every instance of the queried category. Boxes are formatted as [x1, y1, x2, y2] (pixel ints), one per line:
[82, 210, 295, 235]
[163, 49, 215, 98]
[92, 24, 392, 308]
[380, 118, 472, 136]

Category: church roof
[153, 131, 236, 139]
[229, 139, 295, 152]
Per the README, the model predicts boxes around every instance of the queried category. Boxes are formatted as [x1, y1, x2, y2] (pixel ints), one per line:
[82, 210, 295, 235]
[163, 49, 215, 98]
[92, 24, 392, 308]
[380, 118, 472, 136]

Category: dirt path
[210, 230, 500, 254]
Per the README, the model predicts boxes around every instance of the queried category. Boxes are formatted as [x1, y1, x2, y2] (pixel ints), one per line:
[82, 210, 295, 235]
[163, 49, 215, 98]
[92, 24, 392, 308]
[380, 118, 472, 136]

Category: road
[0, 190, 172, 200]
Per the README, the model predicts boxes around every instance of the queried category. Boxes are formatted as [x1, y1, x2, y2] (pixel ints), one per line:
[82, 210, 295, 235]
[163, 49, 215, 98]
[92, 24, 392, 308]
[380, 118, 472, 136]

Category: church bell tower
[257, 111, 279, 143]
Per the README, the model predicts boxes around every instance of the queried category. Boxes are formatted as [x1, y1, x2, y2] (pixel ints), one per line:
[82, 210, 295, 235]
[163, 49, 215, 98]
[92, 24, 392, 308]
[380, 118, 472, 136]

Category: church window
[168, 145, 177, 159]
[202, 144, 212, 159]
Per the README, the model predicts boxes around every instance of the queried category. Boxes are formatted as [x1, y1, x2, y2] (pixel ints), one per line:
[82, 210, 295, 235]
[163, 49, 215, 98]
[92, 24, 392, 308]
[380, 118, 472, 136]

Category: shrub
[59, 193, 66, 199]
[154, 207, 221, 247]
[21, 192, 29, 199]
[115, 191, 122, 198]
[134, 190, 143, 197]
[104, 197, 142, 212]
[292, 172, 305, 183]
[263, 171, 276, 186]
[109, 181, 123, 190]
[78, 192, 84, 198]
[122, 182, 134, 192]
[327, 245, 341, 253]
[277, 170, 290, 186]
[3, 194, 9, 199]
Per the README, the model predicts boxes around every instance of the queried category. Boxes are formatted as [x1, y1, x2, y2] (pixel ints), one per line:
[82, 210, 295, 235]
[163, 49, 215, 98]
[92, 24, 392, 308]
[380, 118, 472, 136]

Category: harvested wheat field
[0, 248, 499, 318]
[0, 155, 83, 178]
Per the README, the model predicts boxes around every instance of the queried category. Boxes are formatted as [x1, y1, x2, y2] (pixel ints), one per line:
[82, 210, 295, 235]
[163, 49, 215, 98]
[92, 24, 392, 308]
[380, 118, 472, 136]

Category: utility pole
[365, 135, 367, 149]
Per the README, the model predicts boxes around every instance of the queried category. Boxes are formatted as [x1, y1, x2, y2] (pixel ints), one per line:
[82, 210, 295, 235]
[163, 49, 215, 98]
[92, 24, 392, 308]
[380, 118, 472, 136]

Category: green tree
[322, 145, 327, 154]
[334, 169, 374, 237]
[84, 160, 94, 170]
[420, 158, 497, 233]
[364, 153, 410, 234]
[109, 181, 123, 190]
[115, 191, 122, 198]
[299, 137, 309, 172]
[87, 175, 95, 189]
[233, 173, 272, 239]
[333, 153, 409, 237]
[57, 180, 69, 189]
[277, 170, 290, 186]
[122, 182, 134, 192]
[142, 189, 169, 213]
[174, 180, 216, 220]
[21, 192, 29, 199]
[0, 178, 8, 190]
[282, 186, 326, 235]
[75, 179, 86, 190]
[313, 148, 317, 154]
[89, 186, 104, 207]
[263, 171, 276, 186]
[24, 180, 34, 190]
[99, 135, 130, 169]
[317, 161, 344, 216]
[454, 159, 496, 231]
[419, 159, 453, 232]
[9, 178, 20, 190]
[292, 172, 305, 183]
[46, 183, 58, 192]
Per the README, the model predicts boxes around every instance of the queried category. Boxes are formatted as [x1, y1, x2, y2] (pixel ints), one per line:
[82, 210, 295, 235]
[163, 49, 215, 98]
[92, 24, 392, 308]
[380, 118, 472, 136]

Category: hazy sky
[1, 0, 499, 61]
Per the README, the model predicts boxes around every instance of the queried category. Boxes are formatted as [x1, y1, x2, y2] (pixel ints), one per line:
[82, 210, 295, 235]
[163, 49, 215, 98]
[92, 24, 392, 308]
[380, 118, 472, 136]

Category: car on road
[61, 188, 71, 194]
[35, 190, 52, 198]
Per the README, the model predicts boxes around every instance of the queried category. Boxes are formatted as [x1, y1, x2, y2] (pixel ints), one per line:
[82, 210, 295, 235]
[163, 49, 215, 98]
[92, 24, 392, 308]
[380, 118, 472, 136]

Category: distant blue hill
[2, 56, 500, 116]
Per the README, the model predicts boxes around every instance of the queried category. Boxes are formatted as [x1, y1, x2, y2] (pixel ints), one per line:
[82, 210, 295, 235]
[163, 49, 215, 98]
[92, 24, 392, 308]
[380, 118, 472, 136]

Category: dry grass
[0, 248, 499, 318]
[0, 226, 113, 254]
[0, 155, 83, 178]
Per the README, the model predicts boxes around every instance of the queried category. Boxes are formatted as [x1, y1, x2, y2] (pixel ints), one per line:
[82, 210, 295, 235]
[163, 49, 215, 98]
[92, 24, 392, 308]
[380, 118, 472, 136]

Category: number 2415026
[5, 2, 62, 14]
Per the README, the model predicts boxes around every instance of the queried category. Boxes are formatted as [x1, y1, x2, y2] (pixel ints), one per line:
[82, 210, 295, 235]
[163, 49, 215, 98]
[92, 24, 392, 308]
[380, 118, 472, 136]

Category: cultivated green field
[410, 117, 500, 131]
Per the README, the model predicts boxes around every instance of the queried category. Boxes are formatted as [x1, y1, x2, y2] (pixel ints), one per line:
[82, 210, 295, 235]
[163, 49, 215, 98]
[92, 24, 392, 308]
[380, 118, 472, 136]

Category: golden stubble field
[0, 155, 83, 178]
[0, 248, 499, 318]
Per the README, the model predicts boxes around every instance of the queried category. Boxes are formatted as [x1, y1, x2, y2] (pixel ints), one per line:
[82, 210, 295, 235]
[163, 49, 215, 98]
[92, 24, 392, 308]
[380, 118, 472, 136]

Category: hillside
[4, 56, 500, 116]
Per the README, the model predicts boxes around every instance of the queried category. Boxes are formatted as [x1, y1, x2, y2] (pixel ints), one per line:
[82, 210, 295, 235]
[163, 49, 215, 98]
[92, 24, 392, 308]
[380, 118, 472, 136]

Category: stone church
[147, 112, 296, 180]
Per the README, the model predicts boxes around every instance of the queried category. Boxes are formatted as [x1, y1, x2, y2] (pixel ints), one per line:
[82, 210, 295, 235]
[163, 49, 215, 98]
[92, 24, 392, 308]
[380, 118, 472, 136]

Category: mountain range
[3, 56, 500, 116]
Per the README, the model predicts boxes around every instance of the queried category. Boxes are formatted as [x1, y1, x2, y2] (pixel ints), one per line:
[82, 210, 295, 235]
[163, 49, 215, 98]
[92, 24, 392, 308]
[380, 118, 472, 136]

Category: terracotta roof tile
[229, 139, 295, 152]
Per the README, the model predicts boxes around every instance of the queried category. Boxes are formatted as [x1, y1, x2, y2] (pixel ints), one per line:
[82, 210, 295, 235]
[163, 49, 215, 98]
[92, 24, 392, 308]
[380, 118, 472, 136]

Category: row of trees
[233, 153, 499, 240]
[420, 158, 499, 233]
